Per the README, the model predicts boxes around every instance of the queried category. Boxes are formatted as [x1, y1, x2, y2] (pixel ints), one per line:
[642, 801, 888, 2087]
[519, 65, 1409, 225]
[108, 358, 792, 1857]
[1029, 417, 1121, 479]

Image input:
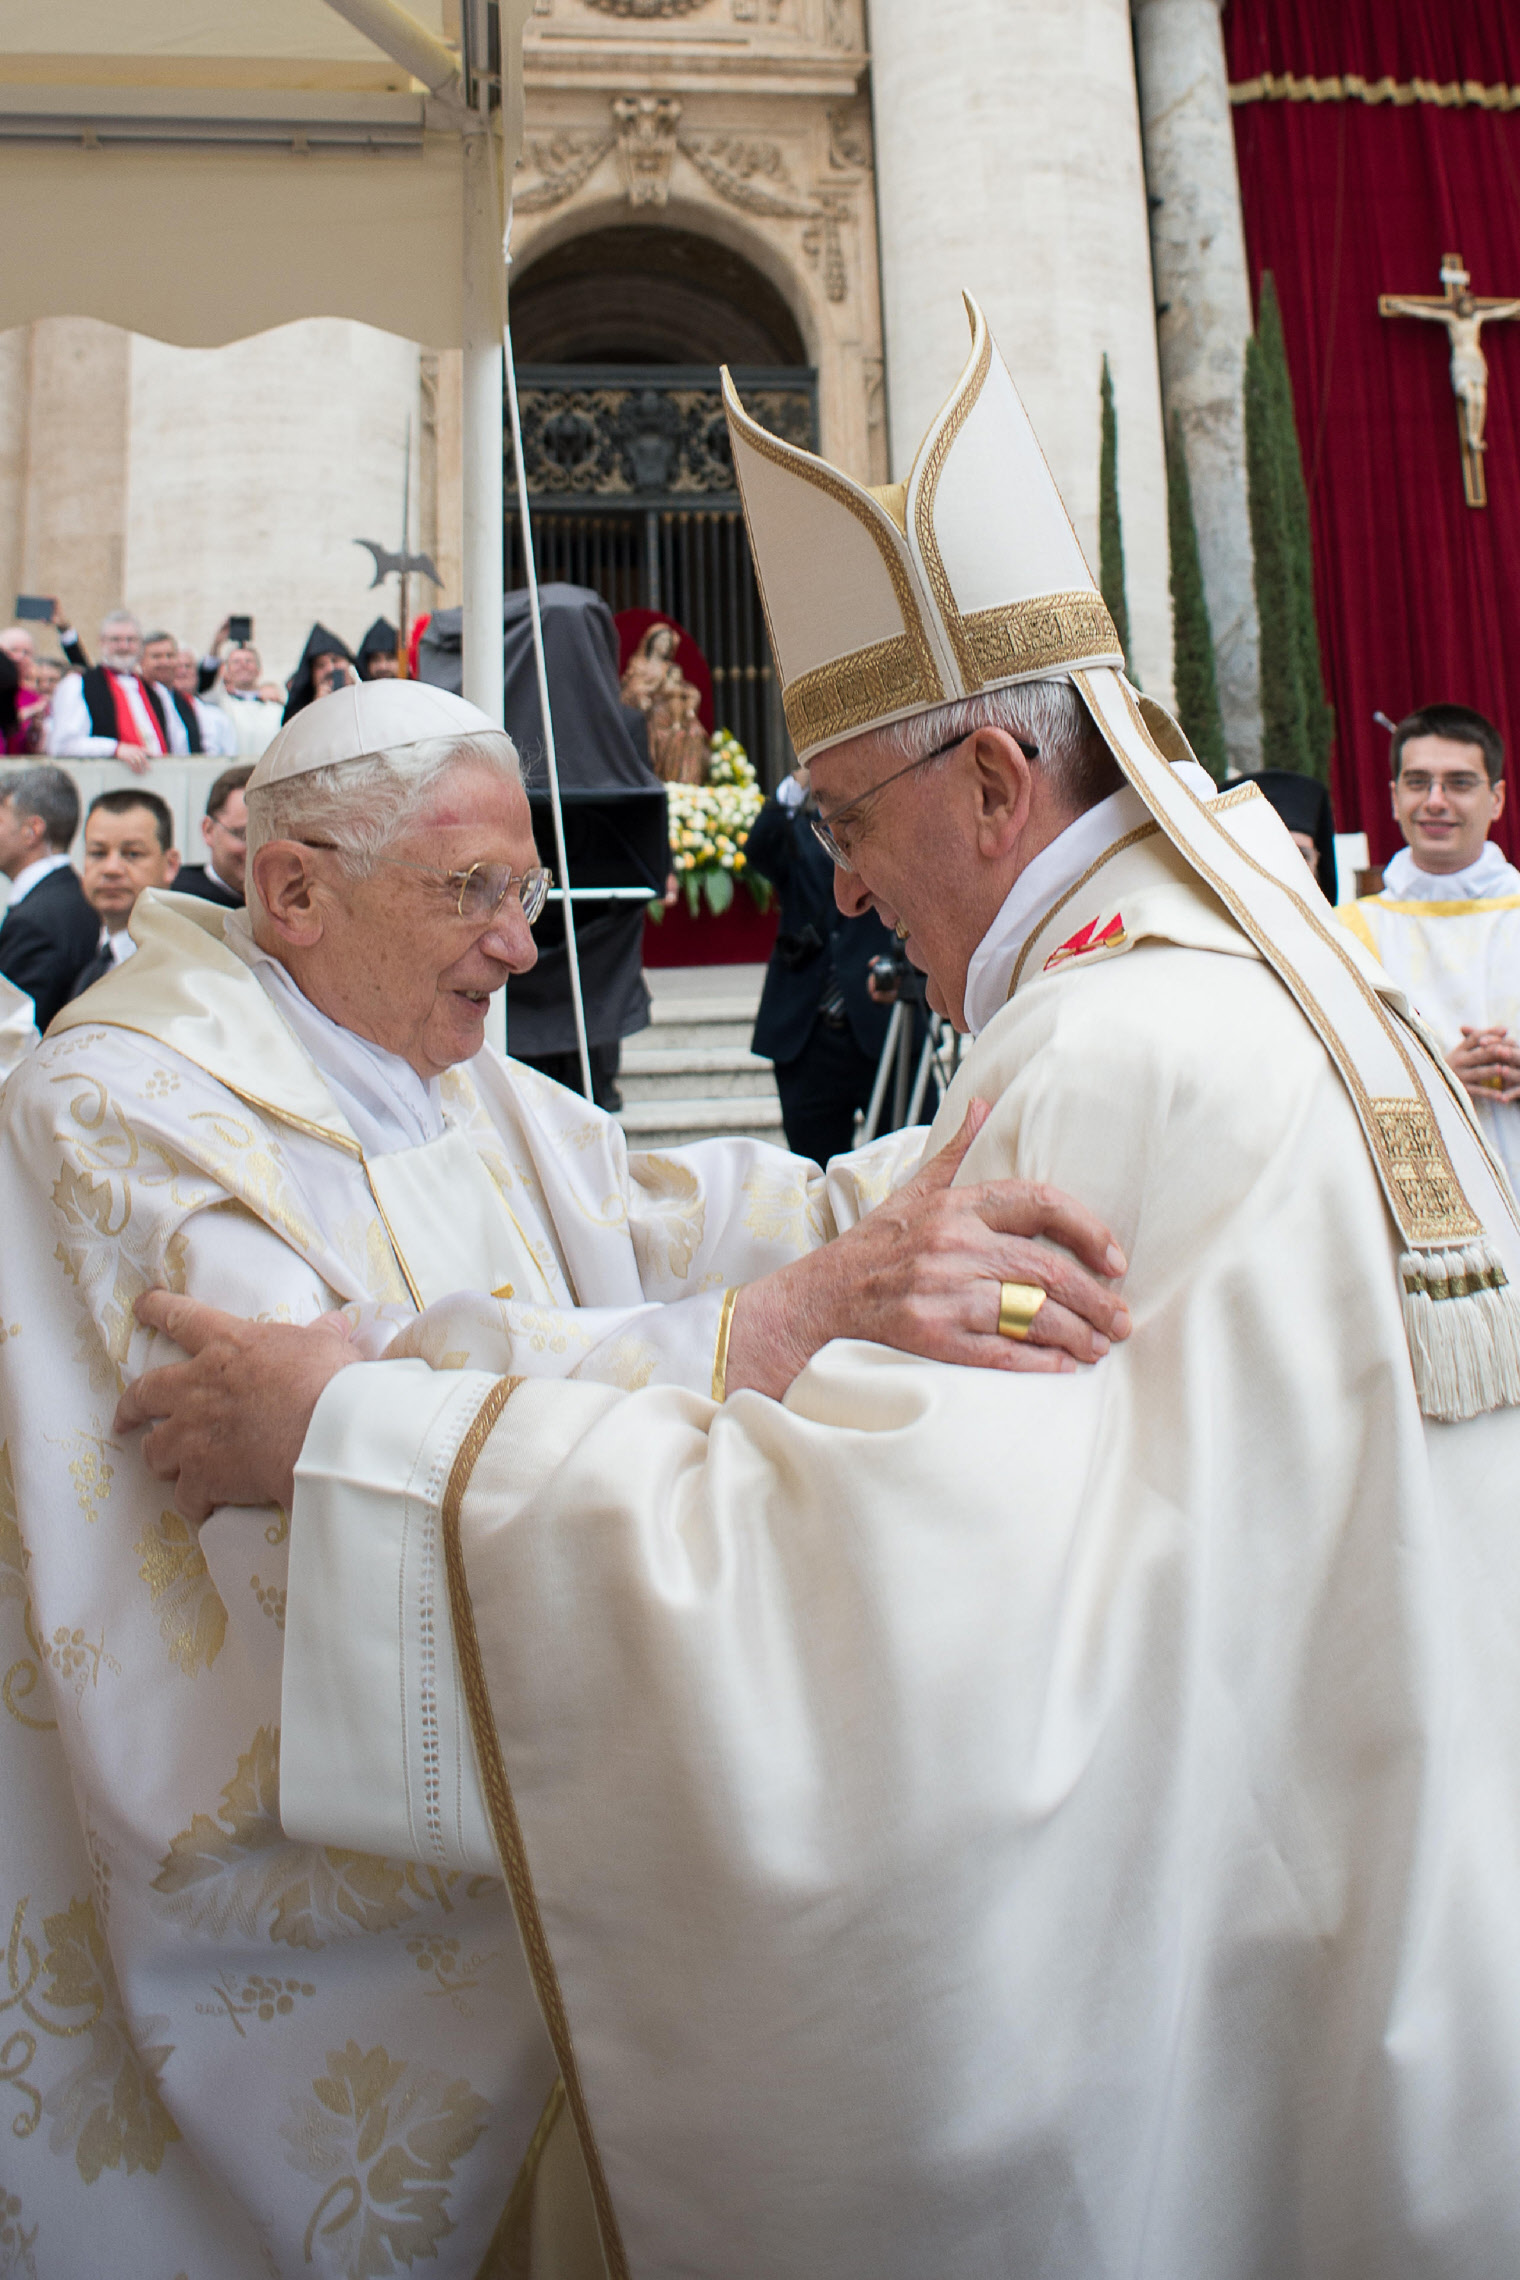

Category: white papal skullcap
[248, 680, 510, 792]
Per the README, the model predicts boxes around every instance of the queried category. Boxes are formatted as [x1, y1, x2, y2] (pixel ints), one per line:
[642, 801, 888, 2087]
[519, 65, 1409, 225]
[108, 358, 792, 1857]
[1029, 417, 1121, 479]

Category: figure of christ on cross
[1380, 252, 1520, 508]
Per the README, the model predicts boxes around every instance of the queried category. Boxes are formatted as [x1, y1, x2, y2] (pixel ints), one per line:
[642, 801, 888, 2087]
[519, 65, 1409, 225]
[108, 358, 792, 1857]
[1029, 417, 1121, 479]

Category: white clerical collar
[6, 850, 72, 906]
[222, 908, 445, 1156]
[961, 784, 1150, 1036]
[1382, 842, 1520, 901]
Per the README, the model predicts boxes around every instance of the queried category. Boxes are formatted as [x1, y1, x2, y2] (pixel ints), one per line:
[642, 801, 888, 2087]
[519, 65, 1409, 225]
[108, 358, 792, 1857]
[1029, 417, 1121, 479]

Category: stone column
[1133, 0, 1262, 771]
[868, 0, 1174, 704]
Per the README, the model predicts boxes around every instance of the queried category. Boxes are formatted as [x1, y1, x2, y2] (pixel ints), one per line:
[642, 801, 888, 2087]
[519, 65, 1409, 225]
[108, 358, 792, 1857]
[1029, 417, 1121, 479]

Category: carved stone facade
[512, 0, 885, 486]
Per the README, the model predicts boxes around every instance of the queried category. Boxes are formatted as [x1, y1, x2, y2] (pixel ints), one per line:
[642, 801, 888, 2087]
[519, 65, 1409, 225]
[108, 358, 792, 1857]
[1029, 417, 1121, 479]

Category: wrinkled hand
[724, 1100, 1131, 1399]
[114, 1291, 360, 1523]
[1450, 1024, 1520, 1105]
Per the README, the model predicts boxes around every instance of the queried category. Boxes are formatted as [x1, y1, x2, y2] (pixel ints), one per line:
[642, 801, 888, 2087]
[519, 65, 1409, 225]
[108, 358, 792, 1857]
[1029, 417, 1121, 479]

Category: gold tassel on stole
[1399, 1242, 1520, 1422]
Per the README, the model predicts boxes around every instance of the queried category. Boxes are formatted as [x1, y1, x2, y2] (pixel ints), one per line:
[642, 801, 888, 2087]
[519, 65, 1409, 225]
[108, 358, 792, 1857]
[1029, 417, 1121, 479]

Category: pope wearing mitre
[130, 298, 1520, 2277]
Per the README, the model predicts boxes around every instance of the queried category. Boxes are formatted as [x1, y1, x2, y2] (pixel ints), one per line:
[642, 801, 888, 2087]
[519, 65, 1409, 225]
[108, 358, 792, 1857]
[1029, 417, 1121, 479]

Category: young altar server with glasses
[1341, 701, 1520, 1193]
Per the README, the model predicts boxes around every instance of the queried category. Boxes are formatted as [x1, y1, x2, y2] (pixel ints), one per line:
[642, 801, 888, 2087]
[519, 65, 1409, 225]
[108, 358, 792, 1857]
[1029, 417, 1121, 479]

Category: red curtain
[1226, 0, 1520, 860]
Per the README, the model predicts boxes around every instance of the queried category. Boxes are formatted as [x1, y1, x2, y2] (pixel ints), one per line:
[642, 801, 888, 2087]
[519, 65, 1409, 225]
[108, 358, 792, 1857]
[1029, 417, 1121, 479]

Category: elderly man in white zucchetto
[0, 675, 1126, 2276]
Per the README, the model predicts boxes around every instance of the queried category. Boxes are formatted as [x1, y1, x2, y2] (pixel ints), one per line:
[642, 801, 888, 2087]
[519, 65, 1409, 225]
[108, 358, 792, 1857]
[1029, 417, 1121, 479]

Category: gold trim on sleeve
[437, 1376, 633, 2280]
[712, 1285, 741, 1403]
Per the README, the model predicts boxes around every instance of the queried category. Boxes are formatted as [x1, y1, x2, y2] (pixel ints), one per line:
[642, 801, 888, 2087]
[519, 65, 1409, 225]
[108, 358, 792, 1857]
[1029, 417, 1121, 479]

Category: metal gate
[507, 366, 817, 786]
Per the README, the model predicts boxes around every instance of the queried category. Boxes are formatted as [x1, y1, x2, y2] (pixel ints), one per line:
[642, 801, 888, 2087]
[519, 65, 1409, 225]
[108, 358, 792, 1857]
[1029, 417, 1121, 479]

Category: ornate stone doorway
[507, 229, 815, 783]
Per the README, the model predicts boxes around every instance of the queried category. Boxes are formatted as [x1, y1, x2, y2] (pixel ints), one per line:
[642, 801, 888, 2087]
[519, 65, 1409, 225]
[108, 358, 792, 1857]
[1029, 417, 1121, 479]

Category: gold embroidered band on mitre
[782, 593, 1123, 757]
[782, 633, 938, 756]
[962, 592, 1122, 687]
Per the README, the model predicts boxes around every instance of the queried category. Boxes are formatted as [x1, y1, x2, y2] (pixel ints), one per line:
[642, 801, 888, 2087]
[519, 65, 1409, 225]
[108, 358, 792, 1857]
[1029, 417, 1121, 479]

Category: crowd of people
[0, 603, 404, 763]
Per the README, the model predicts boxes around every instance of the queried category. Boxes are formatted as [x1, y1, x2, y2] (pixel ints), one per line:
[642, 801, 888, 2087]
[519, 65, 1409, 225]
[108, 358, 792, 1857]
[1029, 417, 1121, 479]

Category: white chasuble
[0, 889, 920, 2277]
[1341, 855, 1520, 1196]
[285, 823, 1520, 2280]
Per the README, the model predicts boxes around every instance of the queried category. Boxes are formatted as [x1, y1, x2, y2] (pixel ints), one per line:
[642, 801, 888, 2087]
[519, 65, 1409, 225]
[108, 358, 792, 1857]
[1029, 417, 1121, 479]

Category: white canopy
[0, 0, 529, 352]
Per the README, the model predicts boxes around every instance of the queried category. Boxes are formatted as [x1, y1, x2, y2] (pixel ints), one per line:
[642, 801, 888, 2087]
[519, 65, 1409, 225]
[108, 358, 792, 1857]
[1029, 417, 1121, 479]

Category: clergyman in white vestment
[0, 680, 1125, 2276]
[1341, 701, 1520, 1193]
[126, 298, 1520, 2280]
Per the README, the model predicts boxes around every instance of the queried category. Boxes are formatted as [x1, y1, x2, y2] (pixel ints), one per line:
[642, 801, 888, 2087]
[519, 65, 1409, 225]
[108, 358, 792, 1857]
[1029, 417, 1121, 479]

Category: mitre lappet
[723, 293, 1520, 1421]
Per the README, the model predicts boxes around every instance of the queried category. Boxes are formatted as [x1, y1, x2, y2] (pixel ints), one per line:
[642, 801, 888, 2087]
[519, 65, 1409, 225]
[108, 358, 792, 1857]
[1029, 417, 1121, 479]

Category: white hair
[245, 731, 522, 915]
[861, 679, 1122, 815]
[100, 608, 141, 641]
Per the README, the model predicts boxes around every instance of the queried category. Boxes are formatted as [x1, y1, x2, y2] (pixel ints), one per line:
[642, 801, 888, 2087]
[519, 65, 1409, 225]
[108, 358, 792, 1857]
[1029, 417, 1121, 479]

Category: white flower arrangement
[661, 730, 774, 917]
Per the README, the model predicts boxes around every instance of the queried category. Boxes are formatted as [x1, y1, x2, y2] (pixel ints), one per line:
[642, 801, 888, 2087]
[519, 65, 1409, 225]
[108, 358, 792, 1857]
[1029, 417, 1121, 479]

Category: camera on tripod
[867, 944, 926, 1005]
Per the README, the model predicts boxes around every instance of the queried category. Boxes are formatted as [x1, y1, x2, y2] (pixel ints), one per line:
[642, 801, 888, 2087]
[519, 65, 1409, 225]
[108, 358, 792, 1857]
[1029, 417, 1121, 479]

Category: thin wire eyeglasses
[297, 842, 552, 925]
[809, 729, 1039, 871]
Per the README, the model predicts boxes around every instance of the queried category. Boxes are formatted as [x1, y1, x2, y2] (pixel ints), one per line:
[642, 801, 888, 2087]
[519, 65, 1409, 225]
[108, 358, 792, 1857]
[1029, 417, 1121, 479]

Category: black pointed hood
[357, 617, 400, 676]
[281, 623, 354, 724]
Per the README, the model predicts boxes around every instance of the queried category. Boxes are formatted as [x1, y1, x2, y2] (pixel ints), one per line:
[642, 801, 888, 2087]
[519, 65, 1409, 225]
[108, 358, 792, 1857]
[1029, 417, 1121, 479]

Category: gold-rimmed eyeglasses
[809, 729, 1039, 871]
[297, 842, 552, 924]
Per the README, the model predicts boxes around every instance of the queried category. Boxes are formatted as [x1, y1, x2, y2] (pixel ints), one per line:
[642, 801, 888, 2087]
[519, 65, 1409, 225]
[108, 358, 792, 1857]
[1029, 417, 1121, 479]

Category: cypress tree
[1244, 320, 1309, 773]
[1255, 273, 1334, 779]
[1098, 356, 1133, 676]
[1166, 416, 1228, 782]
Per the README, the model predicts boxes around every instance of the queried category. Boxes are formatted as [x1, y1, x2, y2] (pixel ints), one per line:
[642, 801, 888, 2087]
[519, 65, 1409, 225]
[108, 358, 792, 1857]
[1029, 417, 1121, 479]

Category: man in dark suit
[747, 774, 932, 1164]
[0, 766, 97, 1030]
[174, 763, 252, 910]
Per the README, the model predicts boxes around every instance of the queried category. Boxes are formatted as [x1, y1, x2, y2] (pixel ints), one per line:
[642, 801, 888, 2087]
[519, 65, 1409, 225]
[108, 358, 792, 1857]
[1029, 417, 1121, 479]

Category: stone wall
[513, 0, 884, 483]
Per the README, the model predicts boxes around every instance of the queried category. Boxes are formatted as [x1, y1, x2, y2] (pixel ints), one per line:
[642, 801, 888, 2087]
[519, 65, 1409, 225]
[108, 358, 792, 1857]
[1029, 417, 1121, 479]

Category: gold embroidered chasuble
[0, 891, 917, 2277]
[284, 818, 1520, 2280]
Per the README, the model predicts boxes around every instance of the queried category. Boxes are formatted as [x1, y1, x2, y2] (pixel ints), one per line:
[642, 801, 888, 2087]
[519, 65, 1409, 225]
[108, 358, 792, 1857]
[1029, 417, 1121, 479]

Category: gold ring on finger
[997, 1280, 1047, 1342]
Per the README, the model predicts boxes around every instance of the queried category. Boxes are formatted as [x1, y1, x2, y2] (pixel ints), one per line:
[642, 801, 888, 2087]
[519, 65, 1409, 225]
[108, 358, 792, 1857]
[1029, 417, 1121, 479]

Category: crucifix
[1379, 252, 1520, 508]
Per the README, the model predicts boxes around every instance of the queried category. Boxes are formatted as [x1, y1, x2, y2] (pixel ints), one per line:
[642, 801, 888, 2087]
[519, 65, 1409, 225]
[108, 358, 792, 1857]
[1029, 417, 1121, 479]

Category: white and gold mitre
[722, 293, 1122, 764]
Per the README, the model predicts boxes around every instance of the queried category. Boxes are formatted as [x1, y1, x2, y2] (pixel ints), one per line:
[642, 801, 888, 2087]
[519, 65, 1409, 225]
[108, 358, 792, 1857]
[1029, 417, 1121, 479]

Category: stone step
[620, 1046, 778, 1102]
[643, 1010, 759, 1052]
[618, 1094, 788, 1152]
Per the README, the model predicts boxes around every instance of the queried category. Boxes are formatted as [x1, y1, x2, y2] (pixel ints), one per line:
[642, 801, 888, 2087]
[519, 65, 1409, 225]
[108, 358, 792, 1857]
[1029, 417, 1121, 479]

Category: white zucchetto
[248, 679, 510, 791]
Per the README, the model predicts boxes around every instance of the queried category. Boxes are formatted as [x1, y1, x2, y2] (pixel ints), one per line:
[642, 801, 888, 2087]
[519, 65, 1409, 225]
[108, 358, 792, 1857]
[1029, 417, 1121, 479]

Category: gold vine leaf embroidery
[196, 1969, 317, 2039]
[741, 1162, 830, 1255]
[136, 1509, 227, 1677]
[2, 1891, 180, 2184]
[150, 1729, 465, 1950]
[282, 2042, 490, 2279]
[628, 1152, 706, 1284]
[44, 1621, 119, 1705]
[65, 1431, 114, 1526]
[0, 2185, 39, 2276]
[0, 1453, 54, 1732]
